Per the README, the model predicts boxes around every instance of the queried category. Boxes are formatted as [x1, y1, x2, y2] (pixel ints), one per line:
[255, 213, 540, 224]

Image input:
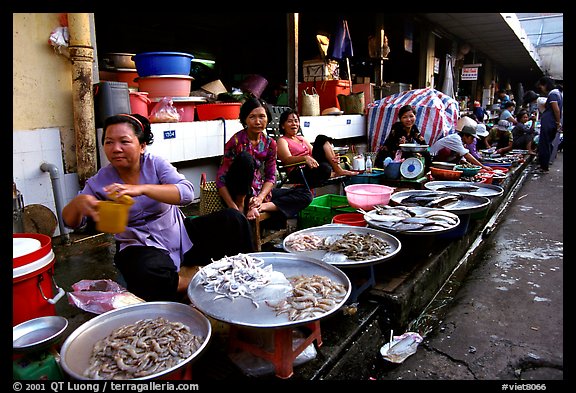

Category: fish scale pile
[198, 253, 272, 307]
[84, 317, 204, 379]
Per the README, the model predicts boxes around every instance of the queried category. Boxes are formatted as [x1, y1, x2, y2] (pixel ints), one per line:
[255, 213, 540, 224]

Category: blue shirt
[76, 150, 195, 270]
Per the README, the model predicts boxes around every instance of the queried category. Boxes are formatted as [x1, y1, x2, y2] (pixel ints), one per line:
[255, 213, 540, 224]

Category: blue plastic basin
[133, 52, 194, 77]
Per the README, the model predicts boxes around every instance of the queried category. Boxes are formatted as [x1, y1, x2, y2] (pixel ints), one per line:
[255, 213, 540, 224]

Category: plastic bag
[67, 279, 144, 315]
[149, 97, 181, 123]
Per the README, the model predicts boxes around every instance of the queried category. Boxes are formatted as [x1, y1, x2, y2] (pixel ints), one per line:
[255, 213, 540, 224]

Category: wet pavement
[371, 152, 564, 382]
[41, 152, 563, 384]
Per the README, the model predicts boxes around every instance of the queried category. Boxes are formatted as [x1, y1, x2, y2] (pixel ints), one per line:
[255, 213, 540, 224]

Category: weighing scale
[400, 156, 427, 182]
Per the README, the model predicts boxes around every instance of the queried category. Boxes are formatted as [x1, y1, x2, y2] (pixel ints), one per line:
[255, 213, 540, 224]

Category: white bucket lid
[13, 249, 55, 278]
[13, 238, 42, 259]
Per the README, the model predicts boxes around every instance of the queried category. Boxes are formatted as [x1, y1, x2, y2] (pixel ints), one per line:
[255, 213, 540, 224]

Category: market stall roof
[419, 13, 544, 82]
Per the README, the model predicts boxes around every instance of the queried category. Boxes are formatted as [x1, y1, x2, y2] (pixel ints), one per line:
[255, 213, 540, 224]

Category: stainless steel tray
[282, 225, 401, 267]
[364, 207, 461, 236]
[59, 302, 212, 380]
[424, 181, 504, 198]
[187, 252, 351, 328]
[390, 189, 491, 215]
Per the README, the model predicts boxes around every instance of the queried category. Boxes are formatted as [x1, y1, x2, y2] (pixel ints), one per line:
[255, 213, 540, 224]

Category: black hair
[398, 104, 415, 119]
[517, 110, 529, 119]
[536, 76, 556, 92]
[239, 97, 271, 127]
[503, 101, 515, 109]
[102, 113, 154, 146]
[278, 108, 300, 135]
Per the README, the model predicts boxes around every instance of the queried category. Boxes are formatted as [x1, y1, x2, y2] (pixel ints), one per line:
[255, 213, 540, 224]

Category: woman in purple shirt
[216, 98, 313, 222]
[63, 114, 253, 301]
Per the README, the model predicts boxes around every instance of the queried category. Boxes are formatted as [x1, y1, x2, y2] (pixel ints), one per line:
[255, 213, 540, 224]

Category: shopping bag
[199, 173, 226, 215]
[301, 87, 320, 116]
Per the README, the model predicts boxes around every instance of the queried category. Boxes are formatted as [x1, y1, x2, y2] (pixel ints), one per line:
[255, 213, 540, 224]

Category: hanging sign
[461, 66, 478, 81]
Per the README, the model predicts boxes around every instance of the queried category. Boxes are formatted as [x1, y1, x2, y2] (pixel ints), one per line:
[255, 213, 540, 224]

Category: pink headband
[118, 114, 145, 133]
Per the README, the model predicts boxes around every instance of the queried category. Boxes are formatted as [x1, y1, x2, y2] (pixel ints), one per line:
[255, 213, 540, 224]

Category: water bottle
[365, 154, 373, 173]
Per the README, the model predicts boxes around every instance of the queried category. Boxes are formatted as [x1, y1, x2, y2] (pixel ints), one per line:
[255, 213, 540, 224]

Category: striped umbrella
[367, 87, 460, 152]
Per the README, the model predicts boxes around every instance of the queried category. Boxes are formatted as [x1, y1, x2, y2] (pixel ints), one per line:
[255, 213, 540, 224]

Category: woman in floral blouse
[216, 97, 313, 221]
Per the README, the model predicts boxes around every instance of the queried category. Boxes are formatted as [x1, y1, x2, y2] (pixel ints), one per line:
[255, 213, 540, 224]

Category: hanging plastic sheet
[367, 87, 460, 152]
[441, 54, 455, 98]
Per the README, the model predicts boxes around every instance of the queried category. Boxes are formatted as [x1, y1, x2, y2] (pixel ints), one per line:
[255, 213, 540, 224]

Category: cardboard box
[303, 60, 339, 82]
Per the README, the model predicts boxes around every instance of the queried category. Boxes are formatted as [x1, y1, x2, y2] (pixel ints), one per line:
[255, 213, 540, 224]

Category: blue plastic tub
[383, 162, 401, 179]
[133, 52, 194, 77]
[344, 169, 385, 185]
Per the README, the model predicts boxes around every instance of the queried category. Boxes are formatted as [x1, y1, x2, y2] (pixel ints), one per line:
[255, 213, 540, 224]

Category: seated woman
[276, 108, 357, 188]
[485, 120, 514, 155]
[374, 104, 432, 168]
[216, 98, 313, 224]
[62, 114, 253, 302]
[511, 110, 537, 154]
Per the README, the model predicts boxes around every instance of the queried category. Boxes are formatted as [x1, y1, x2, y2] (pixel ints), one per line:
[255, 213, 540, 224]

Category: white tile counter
[98, 115, 366, 166]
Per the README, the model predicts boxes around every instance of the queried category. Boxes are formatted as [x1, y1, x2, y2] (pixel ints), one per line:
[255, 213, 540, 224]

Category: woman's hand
[305, 156, 319, 168]
[248, 195, 263, 211]
[246, 206, 261, 220]
[103, 183, 143, 199]
[399, 136, 407, 144]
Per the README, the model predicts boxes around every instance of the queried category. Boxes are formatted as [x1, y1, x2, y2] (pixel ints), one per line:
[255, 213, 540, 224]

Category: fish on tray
[436, 184, 479, 193]
[400, 192, 462, 208]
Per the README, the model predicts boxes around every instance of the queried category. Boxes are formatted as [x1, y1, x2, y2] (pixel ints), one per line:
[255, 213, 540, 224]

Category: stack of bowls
[134, 52, 195, 99]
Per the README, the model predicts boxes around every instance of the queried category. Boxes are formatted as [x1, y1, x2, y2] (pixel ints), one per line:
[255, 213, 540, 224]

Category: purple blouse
[75, 150, 195, 270]
[216, 129, 277, 202]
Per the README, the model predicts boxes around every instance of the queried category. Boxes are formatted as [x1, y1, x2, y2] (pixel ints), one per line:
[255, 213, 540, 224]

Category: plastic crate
[298, 194, 356, 229]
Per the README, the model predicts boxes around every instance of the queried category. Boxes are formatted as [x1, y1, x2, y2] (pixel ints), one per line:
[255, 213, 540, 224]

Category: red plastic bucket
[13, 234, 65, 326]
[129, 92, 151, 118]
[196, 102, 241, 121]
[332, 213, 367, 227]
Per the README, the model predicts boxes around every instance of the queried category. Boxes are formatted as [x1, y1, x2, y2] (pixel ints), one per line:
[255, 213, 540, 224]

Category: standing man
[535, 77, 563, 173]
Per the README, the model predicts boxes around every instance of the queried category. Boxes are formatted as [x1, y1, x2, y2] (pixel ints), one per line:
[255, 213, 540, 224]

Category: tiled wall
[13, 128, 79, 236]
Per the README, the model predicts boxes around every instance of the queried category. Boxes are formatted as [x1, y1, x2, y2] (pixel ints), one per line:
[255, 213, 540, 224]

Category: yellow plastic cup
[96, 201, 130, 233]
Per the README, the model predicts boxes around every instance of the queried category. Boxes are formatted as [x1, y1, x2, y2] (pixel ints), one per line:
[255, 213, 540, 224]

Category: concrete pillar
[67, 13, 97, 186]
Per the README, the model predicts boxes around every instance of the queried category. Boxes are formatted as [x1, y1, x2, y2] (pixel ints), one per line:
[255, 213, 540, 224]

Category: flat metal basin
[187, 252, 351, 328]
[13, 316, 68, 353]
[364, 207, 460, 236]
[59, 302, 212, 380]
[424, 181, 504, 198]
[283, 225, 401, 267]
[390, 189, 491, 215]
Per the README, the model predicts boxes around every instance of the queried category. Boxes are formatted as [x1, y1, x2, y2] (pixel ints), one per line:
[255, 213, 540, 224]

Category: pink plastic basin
[344, 184, 394, 211]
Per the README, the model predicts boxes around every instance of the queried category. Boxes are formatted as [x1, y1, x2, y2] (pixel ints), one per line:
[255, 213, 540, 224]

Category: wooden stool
[228, 321, 322, 379]
[251, 212, 289, 251]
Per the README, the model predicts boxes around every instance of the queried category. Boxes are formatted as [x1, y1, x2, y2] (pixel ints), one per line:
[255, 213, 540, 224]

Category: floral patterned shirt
[216, 129, 277, 201]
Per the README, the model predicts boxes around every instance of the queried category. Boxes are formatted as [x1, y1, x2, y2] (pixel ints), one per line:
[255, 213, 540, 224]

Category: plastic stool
[228, 321, 322, 379]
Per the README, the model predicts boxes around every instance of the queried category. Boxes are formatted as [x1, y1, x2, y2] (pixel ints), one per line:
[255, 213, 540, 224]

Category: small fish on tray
[400, 192, 462, 208]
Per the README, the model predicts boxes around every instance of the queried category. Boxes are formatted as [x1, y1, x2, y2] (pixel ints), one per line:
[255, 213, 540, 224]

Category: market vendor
[216, 97, 313, 224]
[429, 125, 492, 171]
[374, 104, 432, 169]
[484, 119, 514, 155]
[62, 113, 254, 302]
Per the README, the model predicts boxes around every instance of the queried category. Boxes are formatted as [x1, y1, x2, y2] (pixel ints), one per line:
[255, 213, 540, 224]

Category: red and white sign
[461, 67, 478, 81]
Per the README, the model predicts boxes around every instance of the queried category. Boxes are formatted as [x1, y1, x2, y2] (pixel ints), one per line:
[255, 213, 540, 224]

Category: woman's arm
[62, 193, 99, 228]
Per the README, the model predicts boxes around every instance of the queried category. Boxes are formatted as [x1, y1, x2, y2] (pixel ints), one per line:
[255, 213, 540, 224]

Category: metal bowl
[13, 316, 68, 353]
[399, 143, 429, 153]
[59, 302, 212, 380]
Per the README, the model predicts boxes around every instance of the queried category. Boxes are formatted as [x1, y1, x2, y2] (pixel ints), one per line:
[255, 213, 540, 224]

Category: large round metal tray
[187, 252, 351, 328]
[59, 302, 212, 380]
[282, 225, 401, 267]
[364, 207, 460, 236]
[390, 189, 491, 215]
[424, 180, 504, 198]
